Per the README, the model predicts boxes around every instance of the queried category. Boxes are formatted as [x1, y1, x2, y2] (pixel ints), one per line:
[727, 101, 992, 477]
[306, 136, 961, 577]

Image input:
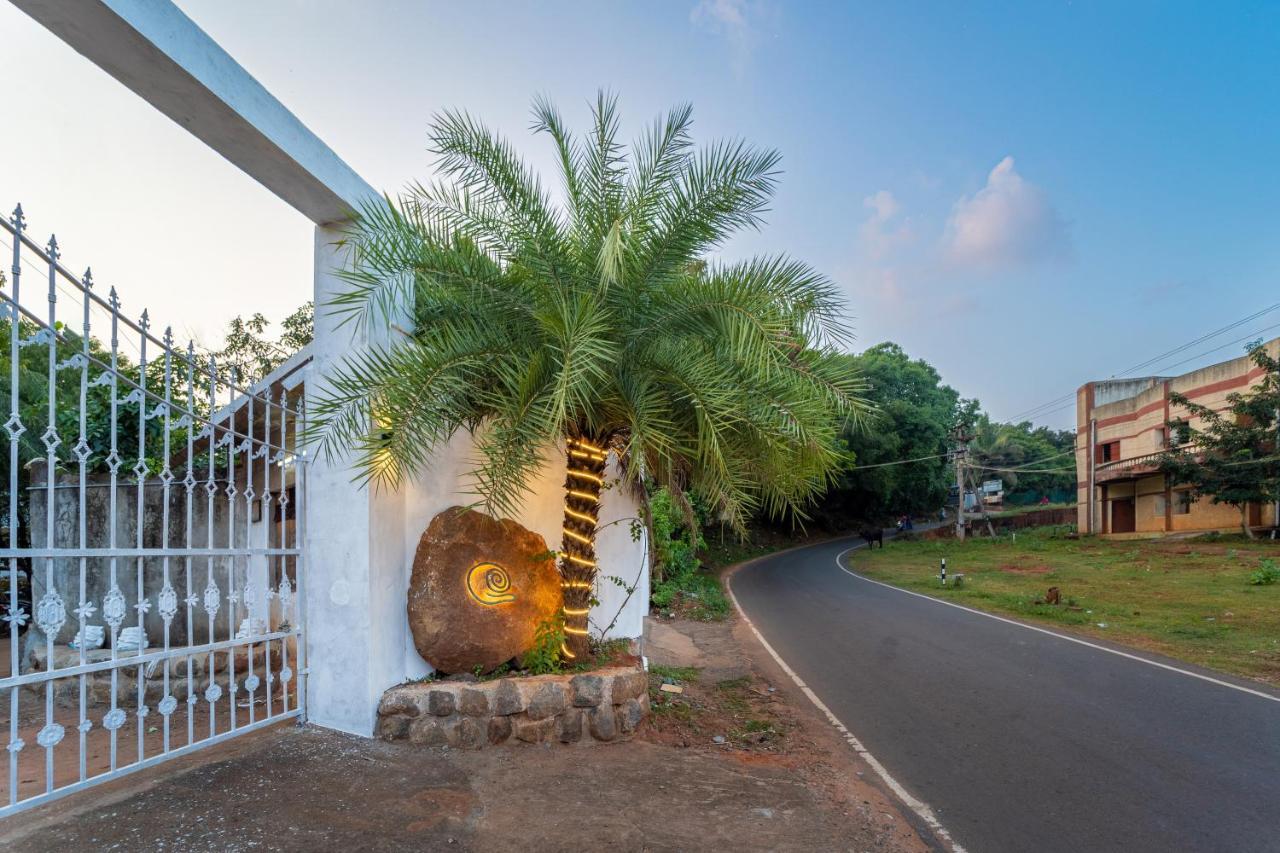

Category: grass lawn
[851, 527, 1280, 686]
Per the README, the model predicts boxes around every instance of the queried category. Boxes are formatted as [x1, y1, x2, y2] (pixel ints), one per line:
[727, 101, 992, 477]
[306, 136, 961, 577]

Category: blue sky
[3, 1, 1277, 428]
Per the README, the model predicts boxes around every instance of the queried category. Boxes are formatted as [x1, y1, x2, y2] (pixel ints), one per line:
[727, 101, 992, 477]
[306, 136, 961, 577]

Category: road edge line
[724, 562, 967, 853]
[834, 547, 1280, 705]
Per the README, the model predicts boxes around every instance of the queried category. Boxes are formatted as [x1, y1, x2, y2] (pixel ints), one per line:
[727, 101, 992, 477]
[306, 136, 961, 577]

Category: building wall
[1076, 338, 1280, 536]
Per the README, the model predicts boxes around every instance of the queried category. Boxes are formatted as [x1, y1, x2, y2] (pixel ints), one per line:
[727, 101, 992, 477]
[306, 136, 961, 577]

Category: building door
[1112, 498, 1136, 533]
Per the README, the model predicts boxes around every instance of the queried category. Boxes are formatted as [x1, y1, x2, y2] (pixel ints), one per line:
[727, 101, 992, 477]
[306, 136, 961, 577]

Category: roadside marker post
[940, 558, 947, 586]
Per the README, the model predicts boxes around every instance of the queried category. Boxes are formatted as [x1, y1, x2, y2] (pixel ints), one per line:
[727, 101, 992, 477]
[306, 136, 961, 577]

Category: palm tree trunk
[559, 436, 609, 660]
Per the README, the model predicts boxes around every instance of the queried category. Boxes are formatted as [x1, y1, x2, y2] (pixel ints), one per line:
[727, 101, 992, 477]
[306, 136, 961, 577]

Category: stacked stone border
[376, 666, 649, 748]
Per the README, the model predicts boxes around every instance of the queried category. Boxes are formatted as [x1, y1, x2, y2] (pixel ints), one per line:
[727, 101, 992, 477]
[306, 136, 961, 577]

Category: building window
[1154, 427, 1166, 449]
[1153, 494, 1166, 517]
[1097, 441, 1120, 463]
[1173, 491, 1194, 515]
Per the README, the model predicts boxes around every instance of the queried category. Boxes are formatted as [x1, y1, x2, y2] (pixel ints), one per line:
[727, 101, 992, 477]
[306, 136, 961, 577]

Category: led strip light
[561, 439, 609, 660]
[564, 507, 598, 525]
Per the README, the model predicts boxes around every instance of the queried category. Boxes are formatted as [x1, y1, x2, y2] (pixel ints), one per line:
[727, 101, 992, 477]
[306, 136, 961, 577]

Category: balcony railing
[1095, 445, 1202, 482]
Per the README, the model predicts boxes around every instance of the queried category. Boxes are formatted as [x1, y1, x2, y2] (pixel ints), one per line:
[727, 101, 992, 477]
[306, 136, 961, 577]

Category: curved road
[730, 536, 1280, 853]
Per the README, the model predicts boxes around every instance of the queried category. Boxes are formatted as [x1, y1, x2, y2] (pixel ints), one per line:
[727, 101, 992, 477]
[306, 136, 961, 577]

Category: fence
[0, 203, 307, 816]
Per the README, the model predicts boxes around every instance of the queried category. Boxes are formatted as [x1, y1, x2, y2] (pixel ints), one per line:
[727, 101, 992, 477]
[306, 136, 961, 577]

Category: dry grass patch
[644, 665, 791, 751]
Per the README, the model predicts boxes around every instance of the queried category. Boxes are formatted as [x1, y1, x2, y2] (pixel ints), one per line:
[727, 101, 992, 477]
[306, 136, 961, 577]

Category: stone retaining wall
[376, 666, 649, 748]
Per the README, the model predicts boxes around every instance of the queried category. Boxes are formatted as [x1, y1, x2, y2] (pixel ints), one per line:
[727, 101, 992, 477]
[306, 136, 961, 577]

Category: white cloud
[691, 0, 759, 75]
[859, 189, 914, 261]
[942, 156, 1071, 270]
[864, 189, 899, 222]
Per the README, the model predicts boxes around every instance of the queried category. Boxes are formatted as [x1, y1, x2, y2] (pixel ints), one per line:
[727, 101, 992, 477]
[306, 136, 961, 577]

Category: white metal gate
[0, 204, 307, 816]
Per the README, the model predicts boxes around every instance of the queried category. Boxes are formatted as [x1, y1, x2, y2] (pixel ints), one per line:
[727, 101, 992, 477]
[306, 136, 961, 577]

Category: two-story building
[1075, 337, 1280, 536]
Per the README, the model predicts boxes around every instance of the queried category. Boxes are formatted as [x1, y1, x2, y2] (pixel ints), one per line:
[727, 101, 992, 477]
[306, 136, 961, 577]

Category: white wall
[398, 430, 650, 681]
[590, 467, 650, 642]
[303, 225, 411, 737]
[305, 229, 649, 735]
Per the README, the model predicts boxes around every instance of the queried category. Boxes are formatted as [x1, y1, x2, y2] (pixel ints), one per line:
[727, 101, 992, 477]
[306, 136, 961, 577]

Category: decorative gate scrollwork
[0, 204, 307, 816]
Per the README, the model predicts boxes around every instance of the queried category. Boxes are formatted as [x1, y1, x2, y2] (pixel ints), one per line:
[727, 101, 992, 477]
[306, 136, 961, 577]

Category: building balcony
[1094, 450, 1168, 483]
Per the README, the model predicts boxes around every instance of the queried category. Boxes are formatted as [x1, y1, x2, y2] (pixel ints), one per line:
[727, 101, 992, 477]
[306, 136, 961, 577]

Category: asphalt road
[730, 535, 1280, 853]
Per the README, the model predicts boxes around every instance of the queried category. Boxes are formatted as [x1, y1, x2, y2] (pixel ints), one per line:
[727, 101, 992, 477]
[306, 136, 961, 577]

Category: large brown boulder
[408, 507, 562, 674]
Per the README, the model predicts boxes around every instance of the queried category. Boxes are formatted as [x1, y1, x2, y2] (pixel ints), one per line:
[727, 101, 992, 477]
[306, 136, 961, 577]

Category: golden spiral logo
[466, 562, 516, 606]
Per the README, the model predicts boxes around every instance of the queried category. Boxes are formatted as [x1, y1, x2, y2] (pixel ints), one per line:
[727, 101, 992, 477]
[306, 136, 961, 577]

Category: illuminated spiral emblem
[466, 562, 516, 606]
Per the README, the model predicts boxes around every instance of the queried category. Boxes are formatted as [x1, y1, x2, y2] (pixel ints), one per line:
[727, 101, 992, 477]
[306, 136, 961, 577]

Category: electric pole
[951, 426, 971, 540]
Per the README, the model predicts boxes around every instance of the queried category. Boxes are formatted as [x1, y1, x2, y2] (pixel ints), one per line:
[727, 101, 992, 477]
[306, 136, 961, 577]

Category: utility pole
[951, 426, 971, 540]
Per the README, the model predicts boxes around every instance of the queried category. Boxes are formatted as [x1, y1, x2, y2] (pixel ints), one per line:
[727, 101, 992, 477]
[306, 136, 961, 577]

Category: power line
[845, 452, 950, 471]
[985, 446, 1078, 471]
[971, 464, 1075, 475]
[1017, 320, 1280, 425]
[1114, 303, 1280, 377]
[1008, 303, 1280, 420]
[846, 446, 1079, 481]
[1150, 321, 1280, 374]
[843, 428, 1083, 479]
[1006, 304, 1280, 423]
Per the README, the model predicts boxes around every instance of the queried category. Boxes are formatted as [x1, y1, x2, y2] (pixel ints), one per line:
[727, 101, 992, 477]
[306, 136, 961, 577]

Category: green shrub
[521, 614, 565, 674]
[646, 487, 730, 619]
[650, 487, 704, 587]
[1248, 558, 1280, 586]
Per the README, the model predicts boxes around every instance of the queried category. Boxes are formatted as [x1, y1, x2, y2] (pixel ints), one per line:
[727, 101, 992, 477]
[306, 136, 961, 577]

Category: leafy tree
[811, 345, 1076, 530]
[212, 301, 313, 384]
[821, 343, 958, 526]
[1159, 344, 1280, 538]
[307, 93, 867, 658]
[967, 416, 1076, 505]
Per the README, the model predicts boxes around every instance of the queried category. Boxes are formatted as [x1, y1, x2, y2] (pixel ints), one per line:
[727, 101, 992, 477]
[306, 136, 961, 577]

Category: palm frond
[307, 95, 870, 530]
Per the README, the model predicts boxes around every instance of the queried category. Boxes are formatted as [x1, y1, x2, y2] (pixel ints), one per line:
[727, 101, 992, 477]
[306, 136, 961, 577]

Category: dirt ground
[0, 616, 934, 852]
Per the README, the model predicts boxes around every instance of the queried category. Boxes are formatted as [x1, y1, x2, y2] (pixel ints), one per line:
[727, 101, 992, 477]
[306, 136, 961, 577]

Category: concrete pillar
[303, 224, 409, 736]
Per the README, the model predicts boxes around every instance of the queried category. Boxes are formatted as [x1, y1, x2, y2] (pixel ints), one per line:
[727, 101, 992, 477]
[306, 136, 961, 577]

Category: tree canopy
[822, 343, 958, 525]
[309, 93, 867, 531]
[212, 302, 313, 384]
[803, 342, 1076, 531]
[1159, 343, 1280, 538]
[965, 415, 1076, 504]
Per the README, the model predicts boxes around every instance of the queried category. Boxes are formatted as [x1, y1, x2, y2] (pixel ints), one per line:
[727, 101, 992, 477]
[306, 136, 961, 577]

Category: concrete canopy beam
[10, 0, 376, 225]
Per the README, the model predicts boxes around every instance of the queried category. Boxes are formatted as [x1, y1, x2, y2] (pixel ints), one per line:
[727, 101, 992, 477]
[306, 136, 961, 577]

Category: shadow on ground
[1, 617, 928, 852]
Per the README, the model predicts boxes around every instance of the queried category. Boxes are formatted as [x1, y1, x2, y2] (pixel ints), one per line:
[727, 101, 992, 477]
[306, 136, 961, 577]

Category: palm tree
[308, 93, 869, 659]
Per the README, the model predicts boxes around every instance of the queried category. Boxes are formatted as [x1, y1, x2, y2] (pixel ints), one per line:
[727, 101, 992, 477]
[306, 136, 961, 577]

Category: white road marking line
[724, 568, 967, 853]
[835, 546, 1280, 706]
